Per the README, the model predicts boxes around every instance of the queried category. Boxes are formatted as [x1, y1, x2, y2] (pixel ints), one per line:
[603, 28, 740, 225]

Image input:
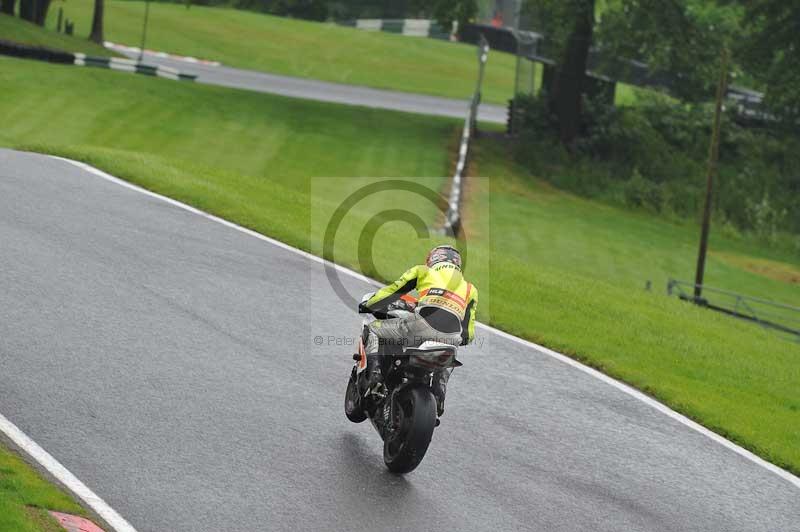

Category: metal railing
[667, 279, 800, 342]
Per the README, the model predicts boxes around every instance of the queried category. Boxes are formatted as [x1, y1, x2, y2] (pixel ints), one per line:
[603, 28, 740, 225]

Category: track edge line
[0, 412, 138, 532]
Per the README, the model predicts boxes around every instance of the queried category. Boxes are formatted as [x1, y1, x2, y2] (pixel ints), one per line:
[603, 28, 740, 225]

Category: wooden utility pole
[138, 0, 151, 63]
[694, 49, 729, 300]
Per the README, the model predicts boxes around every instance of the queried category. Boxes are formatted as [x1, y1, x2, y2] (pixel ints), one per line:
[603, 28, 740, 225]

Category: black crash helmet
[426, 245, 462, 269]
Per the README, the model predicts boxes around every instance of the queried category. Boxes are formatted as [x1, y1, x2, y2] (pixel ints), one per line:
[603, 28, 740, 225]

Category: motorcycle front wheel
[383, 386, 436, 474]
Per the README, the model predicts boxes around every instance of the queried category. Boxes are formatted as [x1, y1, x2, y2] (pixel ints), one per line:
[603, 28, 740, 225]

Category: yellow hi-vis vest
[365, 262, 478, 345]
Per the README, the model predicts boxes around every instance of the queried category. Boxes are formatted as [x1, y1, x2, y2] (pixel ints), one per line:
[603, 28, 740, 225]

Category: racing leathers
[361, 261, 478, 415]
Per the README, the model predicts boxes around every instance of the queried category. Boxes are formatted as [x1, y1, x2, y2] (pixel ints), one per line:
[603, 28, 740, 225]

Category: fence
[667, 279, 800, 342]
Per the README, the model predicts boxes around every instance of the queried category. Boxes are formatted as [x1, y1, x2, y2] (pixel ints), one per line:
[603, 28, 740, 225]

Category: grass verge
[0, 442, 88, 532]
[1, 56, 798, 477]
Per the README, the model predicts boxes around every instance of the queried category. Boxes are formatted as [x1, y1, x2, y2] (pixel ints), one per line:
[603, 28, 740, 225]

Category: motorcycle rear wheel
[345, 367, 367, 423]
[383, 386, 436, 474]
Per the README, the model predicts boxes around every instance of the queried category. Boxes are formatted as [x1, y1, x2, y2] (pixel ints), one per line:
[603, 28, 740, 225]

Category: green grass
[0, 12, 115, 56]
[474, 140, 800, 306]
[46, 0, 518, 104]
[16, 0, 648, 107]
[1, 55, 799, 479]
[469, 137, 800, 474]
[0, 444, 88, 532]
[0, 56, 455, 190]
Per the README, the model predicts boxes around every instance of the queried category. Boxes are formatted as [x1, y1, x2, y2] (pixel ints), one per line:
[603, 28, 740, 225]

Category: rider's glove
[387, 297, 415, 313]
[358, 292, 375, 314]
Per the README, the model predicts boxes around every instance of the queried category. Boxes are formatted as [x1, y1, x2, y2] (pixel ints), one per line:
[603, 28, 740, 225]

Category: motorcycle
[344, 294, 462, 474]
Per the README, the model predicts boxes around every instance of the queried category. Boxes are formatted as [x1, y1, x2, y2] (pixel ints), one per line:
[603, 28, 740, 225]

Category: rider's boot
[364, 354, 386, 401]
[432, 369, 449, 417]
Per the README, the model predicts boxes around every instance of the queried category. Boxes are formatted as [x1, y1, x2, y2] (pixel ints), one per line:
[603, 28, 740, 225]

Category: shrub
[623, 170, 663, 212]
[512, 93, 800, 242]
[746, 194, 788, 243]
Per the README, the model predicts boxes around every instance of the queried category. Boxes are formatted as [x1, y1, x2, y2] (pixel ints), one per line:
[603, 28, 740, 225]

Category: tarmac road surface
[116, 50, 508, 124]
[0, 149, 798, 532]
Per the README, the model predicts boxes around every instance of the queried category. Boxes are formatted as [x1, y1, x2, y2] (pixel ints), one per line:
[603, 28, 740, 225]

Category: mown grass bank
[0, 444, 89, 532]
[1, 56, 798, 477]
[45, 0, 517, 104]
[469, 138, 799, 474]
[0, 56, 454, 189]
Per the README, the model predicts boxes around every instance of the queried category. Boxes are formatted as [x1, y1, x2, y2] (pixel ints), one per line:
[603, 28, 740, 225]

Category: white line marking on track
[40, 155, 800, 493]
[0, 413, 138, 532]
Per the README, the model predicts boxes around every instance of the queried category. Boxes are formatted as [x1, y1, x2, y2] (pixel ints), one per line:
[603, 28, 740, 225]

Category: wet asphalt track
[115, 50, 508, 124]
[0, 149, 798, 532]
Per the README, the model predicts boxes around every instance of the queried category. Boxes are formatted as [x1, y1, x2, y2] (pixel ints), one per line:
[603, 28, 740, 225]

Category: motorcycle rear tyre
[383, 387, 436, 474]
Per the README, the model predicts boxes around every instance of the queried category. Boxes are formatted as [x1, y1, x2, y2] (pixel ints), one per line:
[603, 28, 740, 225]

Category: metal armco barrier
[442, 36, 489, 237]
[340, 19, 451, 40]
[73, 53, 197, 81]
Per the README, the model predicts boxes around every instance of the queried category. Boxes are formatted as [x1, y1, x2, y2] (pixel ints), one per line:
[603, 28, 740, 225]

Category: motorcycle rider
[359, 245, 478, 416]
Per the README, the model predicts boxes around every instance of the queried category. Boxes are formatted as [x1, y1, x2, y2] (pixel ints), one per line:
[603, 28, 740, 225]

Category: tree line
[513, 0, 800, 241]
[522, 0, 800, 145]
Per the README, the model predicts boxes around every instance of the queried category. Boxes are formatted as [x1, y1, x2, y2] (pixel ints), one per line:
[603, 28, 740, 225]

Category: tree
[18, 0, 34, 21]
[548, 0, 595, 146]
[380, 0, 409, 19]
[738, 0, 800, 126]
[422, 0, 477, 33]
[89, 0, 104, 43]
[271, 0, 328, 21]
[16, 0, 52, 25]
[0, 0, 15, 16]
[597, 0, 739, 102]
[522, 0, 738, 146]
[33, 0, 51, 25]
